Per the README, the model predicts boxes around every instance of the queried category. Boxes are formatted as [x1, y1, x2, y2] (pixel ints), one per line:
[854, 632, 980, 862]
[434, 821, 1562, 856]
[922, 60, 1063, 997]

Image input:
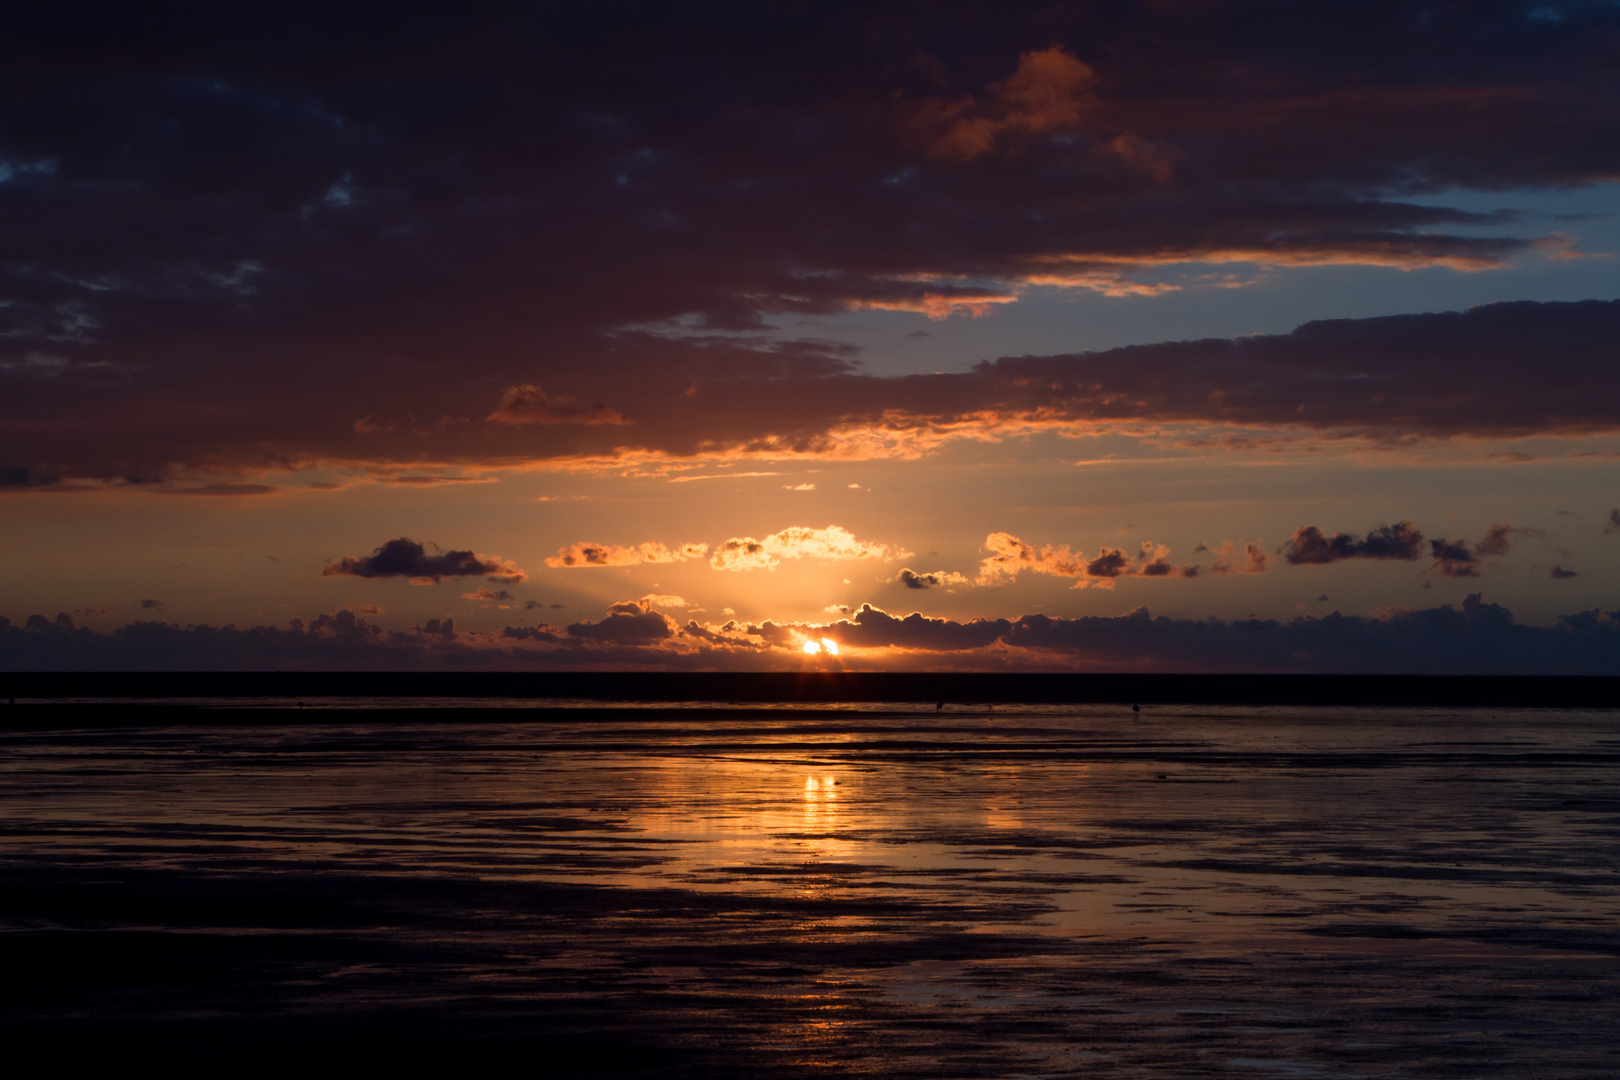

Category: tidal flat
[2, 702, 1617, 1077]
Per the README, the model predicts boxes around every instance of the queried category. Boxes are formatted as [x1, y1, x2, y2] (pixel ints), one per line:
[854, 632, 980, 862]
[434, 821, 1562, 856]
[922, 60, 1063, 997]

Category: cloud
[544, 540, 708, 567]
[6, 594, 1620, 675]
[783, 482, 816, 491]
[639, 593, 687, 608]
[6, 0, 1620, 483]
[1206, 542, 1269, 575]
[139, 598, 163, 610]
[1551, 565, 1577, 579]
[565, 600, 678, 643]
[461, 587, 513, 602]
[1427, 522, 1519, 578]
[976, 533, 1091, 584]
[895, 568, 969, 590]
[900, 46, 1101, 162]
[1427, 539, 1480, 578]
[1475, 523, 1515, 557]
[0, 466, 61, 489]
[710, 525, 909, 571]
[485, 385, 625, 426]
[322, 537, 528, 582]
[418, 617, 456, 640]
[501, 624, 564, 643]
[1282, 521, 1425, 566]
[977, 533, 1197, 586]
[1607, 509, 1620, 534]
[800, 596, 1620, 675]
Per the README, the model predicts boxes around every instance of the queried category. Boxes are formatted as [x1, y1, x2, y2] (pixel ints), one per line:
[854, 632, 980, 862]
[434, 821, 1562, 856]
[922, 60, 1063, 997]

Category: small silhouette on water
[936, 702, 944, 712]
[1132, 703, 1141, 713]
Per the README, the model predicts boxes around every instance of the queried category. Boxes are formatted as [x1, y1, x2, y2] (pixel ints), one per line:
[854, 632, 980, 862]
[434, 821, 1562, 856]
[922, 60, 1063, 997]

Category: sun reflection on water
[802, 773, 838, 828]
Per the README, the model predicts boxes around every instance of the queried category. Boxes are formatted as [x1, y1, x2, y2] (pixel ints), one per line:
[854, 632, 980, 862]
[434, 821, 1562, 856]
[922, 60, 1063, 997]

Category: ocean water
[2, 702, 1617, 1076]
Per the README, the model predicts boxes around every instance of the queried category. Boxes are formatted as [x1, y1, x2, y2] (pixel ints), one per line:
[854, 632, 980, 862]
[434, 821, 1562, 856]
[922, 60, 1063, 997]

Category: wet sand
[2, 703, 1617, 1076]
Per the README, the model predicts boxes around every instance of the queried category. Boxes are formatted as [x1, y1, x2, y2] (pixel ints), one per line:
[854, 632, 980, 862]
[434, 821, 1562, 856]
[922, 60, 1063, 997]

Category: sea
[2, 695, 1617, 1077]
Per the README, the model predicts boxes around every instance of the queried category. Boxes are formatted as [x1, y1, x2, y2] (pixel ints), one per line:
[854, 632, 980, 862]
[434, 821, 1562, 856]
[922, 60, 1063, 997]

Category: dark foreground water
[2, 702, 1617, 1077]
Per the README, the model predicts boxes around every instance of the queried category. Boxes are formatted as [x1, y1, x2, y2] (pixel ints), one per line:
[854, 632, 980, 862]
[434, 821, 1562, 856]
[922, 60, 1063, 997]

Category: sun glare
[803, 640, 821, 654]
[803, 638, 840, 656]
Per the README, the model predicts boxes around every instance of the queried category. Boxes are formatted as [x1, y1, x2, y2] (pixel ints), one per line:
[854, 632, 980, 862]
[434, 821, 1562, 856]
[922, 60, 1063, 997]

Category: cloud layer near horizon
[3, 2, 1620, 483]
[5, 595, 1618, 675]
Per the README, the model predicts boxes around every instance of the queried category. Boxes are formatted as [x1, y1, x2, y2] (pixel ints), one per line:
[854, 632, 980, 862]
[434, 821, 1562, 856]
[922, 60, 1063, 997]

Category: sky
[3, 1, 1619, 672]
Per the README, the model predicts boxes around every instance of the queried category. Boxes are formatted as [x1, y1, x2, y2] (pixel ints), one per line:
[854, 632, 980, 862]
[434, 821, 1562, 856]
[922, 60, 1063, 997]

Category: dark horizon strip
[4, 672, 1618, 709]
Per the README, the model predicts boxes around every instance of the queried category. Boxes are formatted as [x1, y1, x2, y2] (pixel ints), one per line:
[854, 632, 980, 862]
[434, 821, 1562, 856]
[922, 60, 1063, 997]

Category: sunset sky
[3, 2, 1619, 672]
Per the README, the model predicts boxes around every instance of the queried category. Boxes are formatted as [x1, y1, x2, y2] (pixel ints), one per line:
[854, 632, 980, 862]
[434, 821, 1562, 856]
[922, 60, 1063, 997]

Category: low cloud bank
[4, 595, 1616, 675]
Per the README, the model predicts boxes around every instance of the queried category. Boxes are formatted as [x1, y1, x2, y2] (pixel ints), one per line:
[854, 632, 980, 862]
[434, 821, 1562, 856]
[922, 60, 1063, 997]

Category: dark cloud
[3, 4, 1620, 480]
[501, 624, 563, 644]
[895, 568, 964, 590]
[828, 605, 1010, 653]
[1283, 521, 1424, 565]
[322, 538, 526, 582]
[1087, 549, 1132, 578]
[808, 596, 1620, 675]
[139, 598, 162, 609]
[1608, 510, 1620, 534]
[0, 466, 60, 488]
[1550, 565, 1577, 579]
[1428, 538, 1481, 579]
[1428, 523, 1519, 578]
[565, 601, 677, 644]
[5, 593, 1619, 674]
[418, 617, 455, 641]
[22, 612, 79, 633]
[300, 609, 384, 645]
[1476, 524, 1515, 557]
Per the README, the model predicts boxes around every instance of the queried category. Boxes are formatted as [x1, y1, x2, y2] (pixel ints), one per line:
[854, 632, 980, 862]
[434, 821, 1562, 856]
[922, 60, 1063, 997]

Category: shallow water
[2, 703, 1617, 1076]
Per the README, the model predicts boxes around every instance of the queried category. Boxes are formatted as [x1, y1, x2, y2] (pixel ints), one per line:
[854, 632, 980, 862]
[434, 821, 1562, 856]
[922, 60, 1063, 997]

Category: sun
[802, 637, 840, 656]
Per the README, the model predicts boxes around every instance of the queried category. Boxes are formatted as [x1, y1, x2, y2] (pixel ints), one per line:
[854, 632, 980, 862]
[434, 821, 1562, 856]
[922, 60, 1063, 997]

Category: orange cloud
[1200, 541, 1269, 575]
[461, 587, 514, 601]
[1023, 241, 1514, 286]
[851, 290, 1020, 320]
[904, 46, 1100, 161]
[545, 540, 708, 567]
[977, 532, 1199, 585]
[710, 525, 911, 571]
